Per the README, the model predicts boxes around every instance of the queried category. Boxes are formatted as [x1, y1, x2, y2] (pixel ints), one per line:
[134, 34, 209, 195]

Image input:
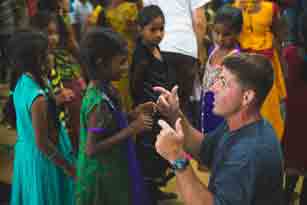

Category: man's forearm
[176, 110, 204, 159]
[176, 165, 214, 205]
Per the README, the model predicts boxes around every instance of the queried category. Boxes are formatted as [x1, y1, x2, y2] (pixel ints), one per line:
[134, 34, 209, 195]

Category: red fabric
[243, 48, 274, 59]
[272, 2, 280, 22]
[26, 0, 38, 17]
[282, 45, 307, 171]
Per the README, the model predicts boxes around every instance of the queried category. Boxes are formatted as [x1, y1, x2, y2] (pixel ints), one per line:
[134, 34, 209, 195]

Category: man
[142, 0, 208, 119]
[154, 53, 284, 205]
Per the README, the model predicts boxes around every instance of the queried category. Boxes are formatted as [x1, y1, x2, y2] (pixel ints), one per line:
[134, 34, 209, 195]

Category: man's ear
[242, 89, 256, 107]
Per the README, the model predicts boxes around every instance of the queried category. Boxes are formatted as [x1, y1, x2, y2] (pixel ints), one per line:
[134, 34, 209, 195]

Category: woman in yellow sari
[234, 0, 287, 139]
[88, 0, 138, 111]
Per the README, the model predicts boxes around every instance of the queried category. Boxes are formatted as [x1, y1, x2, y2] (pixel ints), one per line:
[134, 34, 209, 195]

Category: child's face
[47, 21, 59, 49]
[97, 54, 128, 81]
[140, 16, 164, 47]
[212, 23, 237, 49]
[110, 54, 128, 81]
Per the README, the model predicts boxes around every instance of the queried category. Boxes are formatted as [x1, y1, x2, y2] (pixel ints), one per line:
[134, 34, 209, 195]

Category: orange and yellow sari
[234, 0, 287, 139]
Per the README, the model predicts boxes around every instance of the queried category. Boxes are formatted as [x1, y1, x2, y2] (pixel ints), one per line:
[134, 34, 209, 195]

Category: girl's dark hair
[214, 5, 243, 34]
[3, 30, 48, 127]
[138, 5, 164, 28]
[80, 27, 127, 80]
[30, 11, 58, 32]
[30, 11, 69, 48]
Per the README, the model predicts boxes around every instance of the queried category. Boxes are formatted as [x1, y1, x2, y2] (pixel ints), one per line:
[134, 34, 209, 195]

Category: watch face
[171, 158, 190, 171]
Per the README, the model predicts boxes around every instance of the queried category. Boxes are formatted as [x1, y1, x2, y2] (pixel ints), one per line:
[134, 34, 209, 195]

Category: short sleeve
[190, 0, 210, 10]
[22, 76, 47, 112]
[27, 88, 46, 112]
[88, 100, 117, 136]
[199, 121, 227, 168]
[84, 89, 117, 136]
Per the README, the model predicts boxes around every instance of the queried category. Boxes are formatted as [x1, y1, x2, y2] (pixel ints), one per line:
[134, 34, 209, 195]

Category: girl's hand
[134, 102, 156, 116]
[129, 113, 154, 135]
[55, 88, 75, 105]
[64, 164, 77, 180]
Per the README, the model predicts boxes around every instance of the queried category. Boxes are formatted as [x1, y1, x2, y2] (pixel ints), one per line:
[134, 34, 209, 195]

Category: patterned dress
[76, 84, 151, 205]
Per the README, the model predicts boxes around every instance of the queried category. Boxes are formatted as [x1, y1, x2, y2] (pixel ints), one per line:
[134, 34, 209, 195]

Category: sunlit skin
[210, 68, 245, 117]
[210, 67, 260, 131]
[95, 54, 128, 82]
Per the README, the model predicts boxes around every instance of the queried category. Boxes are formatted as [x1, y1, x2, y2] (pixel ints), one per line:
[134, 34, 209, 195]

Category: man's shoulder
[229, 119, 282, 161]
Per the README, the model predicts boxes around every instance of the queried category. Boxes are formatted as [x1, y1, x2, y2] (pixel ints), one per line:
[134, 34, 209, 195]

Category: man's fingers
[175, 118, 184, 140]
[153, 86, 171, 95]
[171, 85, 179, 97]
[158, 119, 173, 131]
[157, 95, 170, 108]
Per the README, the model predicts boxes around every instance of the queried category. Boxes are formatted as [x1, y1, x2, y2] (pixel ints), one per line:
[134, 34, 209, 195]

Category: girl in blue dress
[8, 30, 75, 205]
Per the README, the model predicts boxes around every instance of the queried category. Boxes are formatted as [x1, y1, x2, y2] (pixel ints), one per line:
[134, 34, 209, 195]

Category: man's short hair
[222, 53, 274, 107]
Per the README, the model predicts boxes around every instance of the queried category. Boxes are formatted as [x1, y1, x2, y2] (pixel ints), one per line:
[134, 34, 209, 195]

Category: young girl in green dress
[76, 28, 154, 205]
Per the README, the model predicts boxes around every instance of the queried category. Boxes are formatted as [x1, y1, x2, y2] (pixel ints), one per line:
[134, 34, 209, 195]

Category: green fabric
[76, 85, 131, 205]
[54, 49, 81, 80]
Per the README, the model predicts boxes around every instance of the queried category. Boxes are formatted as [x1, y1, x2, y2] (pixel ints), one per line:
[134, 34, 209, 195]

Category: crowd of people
[0, 0, 307, 205]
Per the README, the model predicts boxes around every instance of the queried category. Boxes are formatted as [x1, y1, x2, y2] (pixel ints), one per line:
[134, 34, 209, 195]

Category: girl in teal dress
[76, 28, 154, 205]
[7, 30, 75, 205]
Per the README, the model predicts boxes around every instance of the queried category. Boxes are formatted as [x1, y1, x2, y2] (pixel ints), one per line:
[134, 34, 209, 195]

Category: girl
[88, 0, 139, 111]
[200, 5, 242, 133]
[234, 0, 287, 139]
[76, 28, 153, 205]
[31, 11, 85, 153]
[129, 5, 176, 203]
[8, 30, 75, 205]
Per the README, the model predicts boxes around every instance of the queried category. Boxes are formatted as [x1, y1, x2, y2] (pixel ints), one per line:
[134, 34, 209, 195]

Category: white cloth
[70, 0, 93, 26]
[143, 0, 210, 58]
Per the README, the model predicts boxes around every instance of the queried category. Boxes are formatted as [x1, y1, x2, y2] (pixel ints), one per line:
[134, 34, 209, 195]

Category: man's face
[209, 67, 245, 117]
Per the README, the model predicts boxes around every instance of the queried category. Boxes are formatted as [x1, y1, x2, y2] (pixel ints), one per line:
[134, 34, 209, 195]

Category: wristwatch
[170, 158, 190, 172]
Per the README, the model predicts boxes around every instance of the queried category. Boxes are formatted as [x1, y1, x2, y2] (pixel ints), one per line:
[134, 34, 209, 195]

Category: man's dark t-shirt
[200, 119, 284, 205]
